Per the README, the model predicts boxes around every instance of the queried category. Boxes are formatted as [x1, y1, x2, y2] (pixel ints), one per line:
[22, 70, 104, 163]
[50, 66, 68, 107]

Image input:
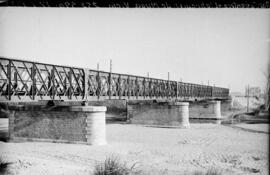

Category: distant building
[246, 86, 261, 97]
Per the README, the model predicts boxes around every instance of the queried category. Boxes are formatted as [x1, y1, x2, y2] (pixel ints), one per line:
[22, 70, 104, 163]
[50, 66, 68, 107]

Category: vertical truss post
[199, 85, 201, 98]
[191, 84, 193, 98]
[63, 76, 67, 96]
[211, 86, 213, 99]
[176, 82, 178, 100]
[51, 68, 55, 100]
[31, 63, 36, 100]
[196, 85, 198, 98]
[84, 68, 88, 101]
[167, 80, 169, 99]
[149, 79, 152, 99]
[184, 83, 187, 99]
[197, 85, 199, 98]
[13, 71, 17, 96]
[160, 80, 164, 99]
[201, 85, 203, 98]
[118, 75, 121, 100]
[97, 71, 100, 100]
[187, 84, 189, 98]
[189, 84, 191, 98]
[143, 77, 146, 99]
[159, 81, 162, 99]
[68, 71, 72, 100]
[195, 85, 197, 98]
[109, 59, 112, 100]
[181, 83, 183, 98]
[188, 84, 191, 98]
[194, 84, 196, 98]
[155, 80, 157, 99]
[191, 84, 194, 98]
[202, 86, 204, 98]
[127, 75, 130, 99]
[7, 60, 11, 101]
[204, 86, 206, 99]
[135, 77, 138, 99]
[108, 73, 111, 100]
[178, 82, 180, 98]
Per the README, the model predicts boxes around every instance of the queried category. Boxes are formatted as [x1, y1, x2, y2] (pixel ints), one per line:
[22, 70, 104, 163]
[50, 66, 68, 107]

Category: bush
[205, 168, 223, 175]
[192, 167, 223, 175]
[0, 157, 11, 175]
[93, 156, 141, 175]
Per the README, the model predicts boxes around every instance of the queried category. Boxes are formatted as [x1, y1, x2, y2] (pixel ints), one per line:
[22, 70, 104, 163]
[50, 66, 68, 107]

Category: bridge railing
[0, 57, 229, 101]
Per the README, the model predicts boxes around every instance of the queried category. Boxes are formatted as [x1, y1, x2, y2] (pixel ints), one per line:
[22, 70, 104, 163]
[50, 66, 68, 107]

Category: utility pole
[97, 63, 99, 71]
[247, 84, 250, 113]
[110, 59, 112, 73]
[168, 72, 170, 81]
[147, 72, 149, 78]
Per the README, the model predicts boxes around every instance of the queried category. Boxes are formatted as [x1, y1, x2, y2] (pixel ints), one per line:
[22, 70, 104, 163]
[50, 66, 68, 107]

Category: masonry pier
[1, 98, 233, 144]
[127, 101, 191, 127]
[7, 103, 107, 145]
[127, 99, 230, 126]
[173, 102, 190, 128]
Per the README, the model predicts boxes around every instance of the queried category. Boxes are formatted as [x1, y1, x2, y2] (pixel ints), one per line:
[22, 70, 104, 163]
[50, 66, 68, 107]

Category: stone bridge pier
[127, 99, 227, 127]
[7, 103, 107, 145]
[0, 98, 231, 145]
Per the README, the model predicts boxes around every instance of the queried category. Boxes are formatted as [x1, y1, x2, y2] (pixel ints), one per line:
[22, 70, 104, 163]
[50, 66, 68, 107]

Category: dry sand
[0, 122, 269, 175]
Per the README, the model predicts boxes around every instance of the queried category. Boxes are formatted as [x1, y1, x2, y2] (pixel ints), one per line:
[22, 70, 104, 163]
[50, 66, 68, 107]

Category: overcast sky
[0, 8, 269, 93]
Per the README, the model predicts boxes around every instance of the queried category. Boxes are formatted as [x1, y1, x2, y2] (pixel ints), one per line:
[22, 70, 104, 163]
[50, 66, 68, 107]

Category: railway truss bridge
[0, 57, 229, 102]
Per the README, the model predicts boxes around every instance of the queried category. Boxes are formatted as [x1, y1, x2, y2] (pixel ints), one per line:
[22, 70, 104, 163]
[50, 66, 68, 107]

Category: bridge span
[0, 57, 229, 102]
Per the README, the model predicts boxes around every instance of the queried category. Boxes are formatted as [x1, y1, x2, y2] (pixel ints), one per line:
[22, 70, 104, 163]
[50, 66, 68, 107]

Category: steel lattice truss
[0, 57, 229, 101]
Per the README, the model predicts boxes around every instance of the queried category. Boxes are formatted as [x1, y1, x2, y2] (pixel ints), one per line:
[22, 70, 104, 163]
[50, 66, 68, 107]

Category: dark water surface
[190, 118, 269, 125]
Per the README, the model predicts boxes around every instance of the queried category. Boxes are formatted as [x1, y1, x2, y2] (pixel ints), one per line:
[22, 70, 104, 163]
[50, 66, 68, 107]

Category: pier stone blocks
[211, 100, 221, 119]
[127, 101, 190, 128]
[7, 104, 107, 145]
[173, 102, 190, 128]
[189, 100, 222, 119]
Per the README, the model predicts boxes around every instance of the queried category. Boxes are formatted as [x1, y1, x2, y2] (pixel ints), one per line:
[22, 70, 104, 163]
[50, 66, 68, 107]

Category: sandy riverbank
[0, 122, 268, 175]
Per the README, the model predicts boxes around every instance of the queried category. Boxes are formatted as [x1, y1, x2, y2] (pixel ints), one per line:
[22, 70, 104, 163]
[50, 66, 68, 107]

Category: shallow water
[190, 118, 269, 125]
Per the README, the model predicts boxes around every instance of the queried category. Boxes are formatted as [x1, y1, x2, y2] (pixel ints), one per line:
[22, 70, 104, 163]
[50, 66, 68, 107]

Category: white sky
[0, 8, 269, 93]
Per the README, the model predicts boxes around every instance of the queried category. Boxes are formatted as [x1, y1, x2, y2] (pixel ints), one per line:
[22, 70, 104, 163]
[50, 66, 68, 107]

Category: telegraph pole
[168, 72, 170, 81]
[147, 72, 149, 78]
[110, 59, 112, 73]
[247, 84, 250, 113]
